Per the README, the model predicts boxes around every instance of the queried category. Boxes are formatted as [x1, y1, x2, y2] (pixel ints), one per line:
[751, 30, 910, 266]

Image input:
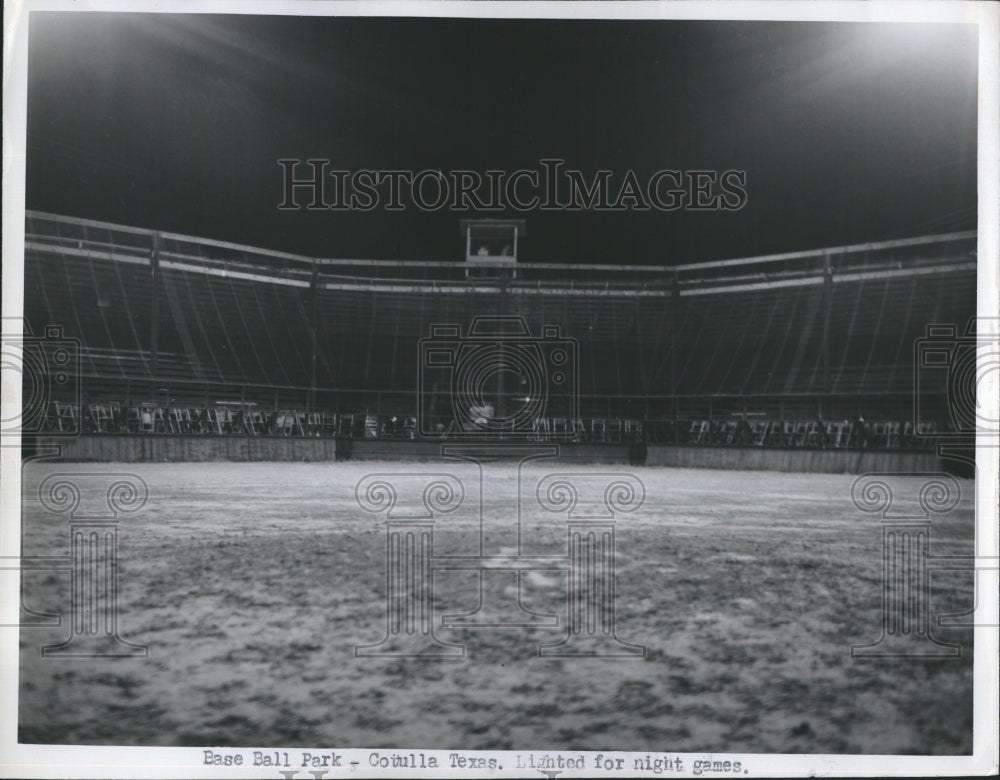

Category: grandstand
[20, 211, 976, 466]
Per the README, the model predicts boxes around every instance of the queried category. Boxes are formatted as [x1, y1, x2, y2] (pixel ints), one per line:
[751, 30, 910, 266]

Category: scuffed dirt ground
[17, 461, 974, 753]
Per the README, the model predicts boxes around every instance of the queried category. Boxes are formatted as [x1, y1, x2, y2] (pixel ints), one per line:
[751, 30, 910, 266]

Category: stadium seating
[21, 212, 975, 451]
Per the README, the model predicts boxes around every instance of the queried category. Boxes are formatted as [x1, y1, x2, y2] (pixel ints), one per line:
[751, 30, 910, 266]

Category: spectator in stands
[853, 415, 869, 449]
[816, 413, 828, 449]
[735, 416, 753, 447]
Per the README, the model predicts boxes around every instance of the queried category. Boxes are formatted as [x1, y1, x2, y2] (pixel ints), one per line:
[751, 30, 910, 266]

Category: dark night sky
[25, 13, 979, 264]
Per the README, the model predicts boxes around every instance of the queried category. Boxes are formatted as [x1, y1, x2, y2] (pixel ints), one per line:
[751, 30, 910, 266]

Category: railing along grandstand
[41, 399, 946, 452]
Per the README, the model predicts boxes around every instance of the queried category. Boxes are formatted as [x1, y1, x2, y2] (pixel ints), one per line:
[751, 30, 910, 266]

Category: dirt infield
[17, 461, 974, 753]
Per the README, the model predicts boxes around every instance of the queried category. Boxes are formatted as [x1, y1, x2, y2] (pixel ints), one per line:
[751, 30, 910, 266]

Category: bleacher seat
[87, 404, 112, 433]
[530, 417, 550, 442]
[49, 402, 76, 433]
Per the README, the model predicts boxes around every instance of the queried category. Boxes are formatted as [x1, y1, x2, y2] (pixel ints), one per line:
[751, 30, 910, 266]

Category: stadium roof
[25, 210, 976, 298]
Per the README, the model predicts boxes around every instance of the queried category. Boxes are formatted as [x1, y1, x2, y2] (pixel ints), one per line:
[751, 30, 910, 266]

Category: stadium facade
[19, 211, 976, 471]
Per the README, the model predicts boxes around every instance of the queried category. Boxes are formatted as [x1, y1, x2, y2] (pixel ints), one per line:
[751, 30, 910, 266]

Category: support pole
[149, 232, 161, 380]
[821, 251, 832, 416]
[671, 270, 680, 443]
[308, 263, 319, 413]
